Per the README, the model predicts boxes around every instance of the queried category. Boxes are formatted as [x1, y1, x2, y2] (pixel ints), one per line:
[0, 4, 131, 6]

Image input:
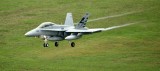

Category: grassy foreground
[0, 0, 160, 71]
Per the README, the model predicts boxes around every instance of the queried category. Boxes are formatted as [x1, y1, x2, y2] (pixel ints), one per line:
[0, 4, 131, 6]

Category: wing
[66, 28, 104, 33]
[41, 22, 138, 33]
[66, 22, 137, 33]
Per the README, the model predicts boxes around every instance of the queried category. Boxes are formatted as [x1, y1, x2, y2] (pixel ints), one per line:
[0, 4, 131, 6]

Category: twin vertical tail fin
[76, 13, 89, 29]
[64, 13, 89, 28]
[64, 13, 74, 26]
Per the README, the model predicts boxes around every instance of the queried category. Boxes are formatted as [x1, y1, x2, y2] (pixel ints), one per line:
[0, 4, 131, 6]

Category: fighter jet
[25, 13, 135, 47]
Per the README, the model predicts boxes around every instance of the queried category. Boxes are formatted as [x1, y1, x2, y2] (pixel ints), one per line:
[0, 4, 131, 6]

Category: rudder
[76, 13, 89, 29]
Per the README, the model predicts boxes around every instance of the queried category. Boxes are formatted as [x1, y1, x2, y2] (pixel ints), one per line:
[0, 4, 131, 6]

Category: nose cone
[24, 32, 30, 36]
[24, 29, 37, 37]
[25, 31, 32, 37]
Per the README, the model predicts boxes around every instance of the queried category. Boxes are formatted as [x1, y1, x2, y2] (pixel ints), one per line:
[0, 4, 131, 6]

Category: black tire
[71, 42, 75, 47]
[46, 43, 49, 47]
[43, 43, 46, 47]
[55, 42, 59, 47]
[43, 43, 49, 47]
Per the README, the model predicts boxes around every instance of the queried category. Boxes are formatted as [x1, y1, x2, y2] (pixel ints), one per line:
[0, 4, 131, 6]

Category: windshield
[37, 22, 55, 28]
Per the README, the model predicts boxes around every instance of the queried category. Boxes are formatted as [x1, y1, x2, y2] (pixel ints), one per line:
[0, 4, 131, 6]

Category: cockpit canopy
[37, 22, 55, 28]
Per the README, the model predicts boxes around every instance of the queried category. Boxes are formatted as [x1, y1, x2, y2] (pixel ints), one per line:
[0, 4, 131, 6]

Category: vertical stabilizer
[76, 13, 89, 29]
[64, 13, 74, 26]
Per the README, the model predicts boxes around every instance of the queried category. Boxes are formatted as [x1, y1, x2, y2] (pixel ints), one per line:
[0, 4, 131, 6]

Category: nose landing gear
[43, 36, 49, 47]
[43, 43, 49, 47]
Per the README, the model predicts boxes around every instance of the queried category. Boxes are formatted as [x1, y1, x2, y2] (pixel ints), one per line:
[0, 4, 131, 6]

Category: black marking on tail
[76, 13, 89, 29]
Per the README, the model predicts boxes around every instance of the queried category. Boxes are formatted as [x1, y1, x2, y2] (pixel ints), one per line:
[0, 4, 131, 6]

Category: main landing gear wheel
[43, 43, 49, 47]
[71, 42, 75, 47]
[55, 42, 59, 47]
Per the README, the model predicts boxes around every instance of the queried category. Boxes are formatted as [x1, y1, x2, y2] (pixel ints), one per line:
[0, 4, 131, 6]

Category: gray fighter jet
[25, 13, 135, 47]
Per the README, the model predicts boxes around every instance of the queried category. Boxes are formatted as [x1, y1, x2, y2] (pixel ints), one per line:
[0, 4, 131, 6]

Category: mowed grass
[0, 0, 160, 71]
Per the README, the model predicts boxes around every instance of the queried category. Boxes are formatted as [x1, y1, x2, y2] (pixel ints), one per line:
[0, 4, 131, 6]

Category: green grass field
[0, 0, 160, 71]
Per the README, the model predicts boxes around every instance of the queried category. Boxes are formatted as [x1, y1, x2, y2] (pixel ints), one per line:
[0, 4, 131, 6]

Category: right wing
[66, 28, 104, 33]
[66, 22, 137, 33]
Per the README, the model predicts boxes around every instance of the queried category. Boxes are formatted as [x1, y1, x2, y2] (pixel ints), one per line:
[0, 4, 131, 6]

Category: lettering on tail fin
[64, 13, 74, 26]
[76, 13, 89, 29]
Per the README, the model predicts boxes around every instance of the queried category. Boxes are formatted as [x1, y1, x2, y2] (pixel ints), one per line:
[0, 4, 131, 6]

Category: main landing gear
[43, 42, 59, 47]
[55, 42, 59, 47]
[43, 36, 75, 47]
[71, 42, 75, 47]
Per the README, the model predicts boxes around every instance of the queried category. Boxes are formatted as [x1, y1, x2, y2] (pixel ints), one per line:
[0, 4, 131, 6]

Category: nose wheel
[43, 36, 49, 47]
[43, 43, 49, 47]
